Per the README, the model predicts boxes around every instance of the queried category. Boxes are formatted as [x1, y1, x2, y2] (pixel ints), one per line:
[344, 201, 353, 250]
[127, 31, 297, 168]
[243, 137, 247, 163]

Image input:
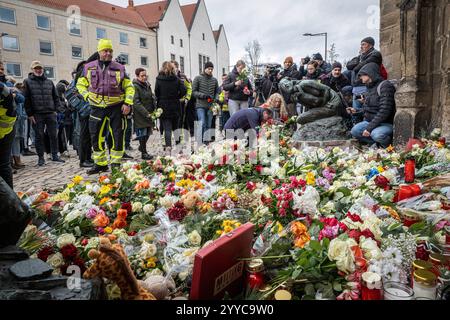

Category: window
[36, 15, 50, 30]
[180, 39, 183, 48]
[39, 40, 53, 55]
[170, 54, 176, 61]
[44, 66, 55, 79]
[2, 35, 19, 51]
[72, 46, 82, 59]
[198, 54, 202, 75]
[202, 33, 205, 41]
[119, 53, 129, 65]
[141, 56, 148, 66]
[120, 32, 128, 45]
[5, 63, 22, 77]
[96, 28, 106, 39]
[171, 35, 174, 45]
[69, 21, 81, 36]
[140, 37, 147, 48]
[180, 56, 185, 74]
[0, 6, 16, 24]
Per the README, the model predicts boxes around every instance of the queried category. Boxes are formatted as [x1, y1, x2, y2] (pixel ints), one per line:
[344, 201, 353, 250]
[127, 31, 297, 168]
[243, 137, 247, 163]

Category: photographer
[255, 65, 280, 106]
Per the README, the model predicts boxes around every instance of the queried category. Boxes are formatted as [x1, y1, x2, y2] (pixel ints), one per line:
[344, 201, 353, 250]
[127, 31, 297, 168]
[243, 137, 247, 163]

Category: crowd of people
[0, 36, 397, 189]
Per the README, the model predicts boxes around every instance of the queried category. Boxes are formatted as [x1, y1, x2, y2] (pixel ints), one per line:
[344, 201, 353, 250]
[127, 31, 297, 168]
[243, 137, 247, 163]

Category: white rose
[132, 202, 143, 213]
[85, 184, 93, 193]
[328, 238, 356, 274]
[188, 230, 202, 246]
[139, 242, 157, 259]
[92, 184, 100, 194]
[183, 248, 199, 264]
[362, 216, 383, 241]
[64, 209, 82, 223]
[143, 204, 155, 215]
[57, 233, 76, 248]
[360, 237, 382, 261]
[160, 196, 177, 208]
[47, 253, 64, 268]
[178, 271, 189, 281]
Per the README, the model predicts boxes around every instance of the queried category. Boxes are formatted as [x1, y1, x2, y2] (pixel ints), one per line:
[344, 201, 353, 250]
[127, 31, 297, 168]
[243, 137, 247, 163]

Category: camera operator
[299, 56, 311, 78]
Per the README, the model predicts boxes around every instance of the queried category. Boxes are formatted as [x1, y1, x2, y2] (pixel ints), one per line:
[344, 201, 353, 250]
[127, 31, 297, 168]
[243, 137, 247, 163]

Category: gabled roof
[134, 0, 170, 28]
[213, 24, 229, 47]
[180, 1, 199, 31]
[23, 0, 150, 30]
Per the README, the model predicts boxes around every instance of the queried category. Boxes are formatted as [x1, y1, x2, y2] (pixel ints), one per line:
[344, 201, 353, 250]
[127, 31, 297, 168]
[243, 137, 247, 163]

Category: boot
[13, 156, 25, 169]
[87, 165, 109, 175]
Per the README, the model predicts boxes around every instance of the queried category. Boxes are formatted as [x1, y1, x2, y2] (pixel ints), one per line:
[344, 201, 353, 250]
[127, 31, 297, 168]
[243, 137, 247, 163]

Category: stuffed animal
[83, 237, 156, 300]
[138, 275, 176, 300]
[181, 191, 201, 210]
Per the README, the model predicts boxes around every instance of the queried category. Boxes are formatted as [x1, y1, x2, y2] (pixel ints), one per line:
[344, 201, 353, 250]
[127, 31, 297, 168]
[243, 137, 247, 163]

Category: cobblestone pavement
[14, 134, 166, 193]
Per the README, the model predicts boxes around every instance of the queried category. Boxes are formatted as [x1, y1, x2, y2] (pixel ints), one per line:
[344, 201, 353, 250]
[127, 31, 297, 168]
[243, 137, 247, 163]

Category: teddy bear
[138, 275, 176, 300]
[83, 237, 156, 300]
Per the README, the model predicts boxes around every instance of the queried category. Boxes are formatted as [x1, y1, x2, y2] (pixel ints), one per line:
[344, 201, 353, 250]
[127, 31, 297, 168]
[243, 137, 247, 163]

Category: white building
[0, 0, 230, 84]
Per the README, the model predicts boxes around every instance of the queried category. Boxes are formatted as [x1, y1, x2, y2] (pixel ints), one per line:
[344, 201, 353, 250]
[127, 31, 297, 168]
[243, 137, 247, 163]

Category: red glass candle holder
[405, 158, 416, 183]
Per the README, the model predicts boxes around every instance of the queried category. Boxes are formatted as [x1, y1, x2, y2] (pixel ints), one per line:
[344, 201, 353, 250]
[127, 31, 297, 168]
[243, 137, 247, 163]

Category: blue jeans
[351, 121, 393, 148]
[196, 107, 213, 143]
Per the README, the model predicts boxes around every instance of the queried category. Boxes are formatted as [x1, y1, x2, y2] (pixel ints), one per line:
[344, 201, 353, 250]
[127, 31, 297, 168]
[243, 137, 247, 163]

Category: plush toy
[83, 237, 156, 300]
[138, 275, 176, 300]
[181, 191, 201, 210]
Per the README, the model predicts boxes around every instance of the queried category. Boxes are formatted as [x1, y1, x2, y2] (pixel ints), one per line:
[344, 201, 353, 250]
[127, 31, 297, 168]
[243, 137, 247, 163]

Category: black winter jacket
[347, 47, 383, 86]
[222, 67, 254, 101]
[320, 73, 351, 93]
[279, 65, 302, 80]
[155, 74, 186, 119]
[192, 73, 220, 109]
[223, 107, 265, 132]
[358, 63, 396, 133]
[23, 73, 61, 116]
[133, 79, 155, 129]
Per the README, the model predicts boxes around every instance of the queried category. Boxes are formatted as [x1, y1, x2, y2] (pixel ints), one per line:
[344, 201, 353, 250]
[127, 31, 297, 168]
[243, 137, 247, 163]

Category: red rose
[348, 230, 362, 241]
[255, 165, 263, 174]
[60, 244, 79, 261]
[37, 246, 55, 262]
[81, 239, 89, 246]
[128, 231, 137, 237]
[233, 144, 238, 151]
[206, 174, 215, 182]
[339, 222, 348, 232]
[346, 212, 363, 223]
[246, 182, 257, 192]
[121, 202, 132, 214]
[195, 164, 201, 169]
[361, 229, 375, 240]
[207, 164, 215, 171]
[375, 175, 391, 191]
[167, 201, 188, 222]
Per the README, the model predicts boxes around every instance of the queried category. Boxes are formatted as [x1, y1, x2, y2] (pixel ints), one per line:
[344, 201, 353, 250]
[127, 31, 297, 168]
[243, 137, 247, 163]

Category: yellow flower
[386, 145, 395, 153]
[67, 183, 75, 189]
[306, 172, 315, 186]
[72, 175, 84, 184]
[169, 172, 176, 181]
[223, 226, 233, 233]
[104, 227, 113, 234]
[99, 185, 111, 195]
[216, 230, 223, 236]
[146, 257, 158, 268]
[377, 166, 385, 173]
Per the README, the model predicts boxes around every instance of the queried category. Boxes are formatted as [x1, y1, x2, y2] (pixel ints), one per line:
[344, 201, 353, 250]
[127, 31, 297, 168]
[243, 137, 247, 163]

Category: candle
[383, 282, 414, 300]
[405, 158, 416, 183]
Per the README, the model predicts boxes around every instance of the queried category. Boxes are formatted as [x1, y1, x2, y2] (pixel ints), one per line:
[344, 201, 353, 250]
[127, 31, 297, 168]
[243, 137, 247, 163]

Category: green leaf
[333, 281, 342, 292]
[304, 283, 315, 297]
[309, 240, 321, 253]
[336, 187, 351, 197]
[292, 268, 302, 280]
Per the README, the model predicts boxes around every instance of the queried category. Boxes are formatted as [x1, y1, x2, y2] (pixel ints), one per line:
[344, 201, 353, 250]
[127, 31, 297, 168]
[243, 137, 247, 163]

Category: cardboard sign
[190, 223, 254, 300]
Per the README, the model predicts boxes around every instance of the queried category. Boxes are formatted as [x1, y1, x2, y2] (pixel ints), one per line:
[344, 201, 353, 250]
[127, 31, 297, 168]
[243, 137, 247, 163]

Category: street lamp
[303, 32, 328, 62]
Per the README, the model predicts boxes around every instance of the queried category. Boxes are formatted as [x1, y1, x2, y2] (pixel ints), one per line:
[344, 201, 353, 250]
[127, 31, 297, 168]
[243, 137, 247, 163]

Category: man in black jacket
[347, 37, 383, 87]
[23, 61, 65, 166]
[350, 63, 396, 148]
[320, 62, 351, 93]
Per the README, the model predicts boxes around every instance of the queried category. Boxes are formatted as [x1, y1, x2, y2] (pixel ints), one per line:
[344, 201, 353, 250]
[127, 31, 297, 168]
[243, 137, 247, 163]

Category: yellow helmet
[97, 39, 113, 52]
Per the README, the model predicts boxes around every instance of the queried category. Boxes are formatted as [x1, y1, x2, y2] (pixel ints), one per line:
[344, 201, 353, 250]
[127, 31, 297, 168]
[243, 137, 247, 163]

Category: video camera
[266, 63, 282, 79]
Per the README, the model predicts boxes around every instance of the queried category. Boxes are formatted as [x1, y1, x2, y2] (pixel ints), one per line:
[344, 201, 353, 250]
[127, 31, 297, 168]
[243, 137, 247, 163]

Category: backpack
[65, 80, 91, 119]
[380, 64, 388, 80]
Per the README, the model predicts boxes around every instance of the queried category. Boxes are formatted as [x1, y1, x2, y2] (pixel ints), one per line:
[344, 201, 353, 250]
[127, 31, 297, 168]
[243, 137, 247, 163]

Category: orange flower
[117, 208, 128, 220]
[99, 197, 110, 205]
[352, 245, 367, 270]
[294, 233, 311, 249]
[107, 234, 118, 241]
[93, 213, 110, 228]
[33, 191, 50, 205]
[135, 179, 150, 192]
[112, 218, 127, 229]
[98, 175, 109, 183]
[291, 221, 308, 237]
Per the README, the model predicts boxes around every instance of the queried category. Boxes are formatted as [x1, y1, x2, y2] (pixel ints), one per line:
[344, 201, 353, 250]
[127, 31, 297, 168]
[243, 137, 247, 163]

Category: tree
[244, 40, 262, 77]
[328, 43, 339, 64]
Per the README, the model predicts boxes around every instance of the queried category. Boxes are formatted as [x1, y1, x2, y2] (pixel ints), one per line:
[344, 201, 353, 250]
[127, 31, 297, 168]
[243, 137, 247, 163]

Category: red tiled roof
[135, 1, 169, 28]
[180, 3, 197, 30]
[23, 0, 150, 30]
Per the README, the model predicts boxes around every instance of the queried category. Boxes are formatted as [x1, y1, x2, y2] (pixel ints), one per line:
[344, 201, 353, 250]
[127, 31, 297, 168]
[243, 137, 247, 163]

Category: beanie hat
[284, 56, 294, 64]
[341, 86, 353, 97]
[97, 39, 113, 52]
[332, 62, 342, 70]
[361, 37, 375, 46]
[204, 61, 214, 70]
[312, 53, 323, 61]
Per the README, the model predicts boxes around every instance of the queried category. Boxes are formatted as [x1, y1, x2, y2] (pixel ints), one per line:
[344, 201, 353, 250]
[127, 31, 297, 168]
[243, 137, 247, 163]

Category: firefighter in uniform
[76, 39, 135, 175]
[0, 82, 16, 188]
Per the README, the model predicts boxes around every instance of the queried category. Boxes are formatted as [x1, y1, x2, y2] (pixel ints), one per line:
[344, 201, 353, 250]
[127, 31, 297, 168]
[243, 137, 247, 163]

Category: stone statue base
[293, 116, 351, 141]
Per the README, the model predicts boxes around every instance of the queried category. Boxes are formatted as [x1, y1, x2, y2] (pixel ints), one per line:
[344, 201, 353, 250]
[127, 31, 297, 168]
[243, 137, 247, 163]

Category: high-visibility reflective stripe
[108, 119, 115, 151]
[92, 151, 108, 166]
[98, 117, 109, 152]
[90, 115, 102, 121]
[0, 121, 14, 128]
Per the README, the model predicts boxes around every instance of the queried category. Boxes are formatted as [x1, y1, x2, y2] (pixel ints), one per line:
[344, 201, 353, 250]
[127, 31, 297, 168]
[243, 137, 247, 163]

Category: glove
[199, 93, 209, 100]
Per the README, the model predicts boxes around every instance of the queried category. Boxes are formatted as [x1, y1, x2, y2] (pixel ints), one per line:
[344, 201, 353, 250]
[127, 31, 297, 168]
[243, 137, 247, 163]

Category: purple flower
[86, 208, 98, 219]
[316, 177, 330, 190]
[97, 227, 105, 235]
[322, 169, 335, 182]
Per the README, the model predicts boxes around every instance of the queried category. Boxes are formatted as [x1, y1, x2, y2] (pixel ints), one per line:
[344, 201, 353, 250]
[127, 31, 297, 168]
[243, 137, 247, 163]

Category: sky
[103, 0, 380, 65]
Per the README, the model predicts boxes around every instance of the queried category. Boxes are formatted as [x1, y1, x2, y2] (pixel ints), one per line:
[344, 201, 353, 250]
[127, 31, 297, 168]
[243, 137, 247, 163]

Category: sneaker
[38, 158, 45, 166]
[23, 150, 37, 156]
[122, 153, 133, 160]
[51, 156, 66, 163]
[87, 165, 109, 175]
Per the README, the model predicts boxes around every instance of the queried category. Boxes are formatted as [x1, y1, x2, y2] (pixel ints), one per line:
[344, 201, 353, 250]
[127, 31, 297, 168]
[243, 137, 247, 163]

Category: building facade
[380, 0, 450, 143]
[0, 0, 230, 85]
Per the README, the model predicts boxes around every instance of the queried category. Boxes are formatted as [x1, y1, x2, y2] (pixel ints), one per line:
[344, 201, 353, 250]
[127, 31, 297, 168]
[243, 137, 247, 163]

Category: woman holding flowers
[223, 60, 253, 115]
